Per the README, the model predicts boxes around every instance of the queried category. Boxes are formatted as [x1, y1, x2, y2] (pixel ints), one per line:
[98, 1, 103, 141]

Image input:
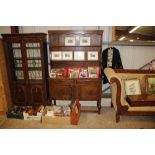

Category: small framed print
[62, 51, 73, 60]
[51, 51, 62, 60]
[74, 51, 85, 61]
[80, 37, 90, 46]
[125, 79, 141, 95]
[87, 51, 98, 61]
[145, 75, 155, 94]
[65, 37, 76, 46]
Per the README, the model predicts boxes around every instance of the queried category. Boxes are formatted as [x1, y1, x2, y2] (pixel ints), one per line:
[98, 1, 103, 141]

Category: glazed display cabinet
[2, 33, 48, 108]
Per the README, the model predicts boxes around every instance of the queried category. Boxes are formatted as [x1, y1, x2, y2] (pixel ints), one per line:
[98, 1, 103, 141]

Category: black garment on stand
[101, 47, 123, 84]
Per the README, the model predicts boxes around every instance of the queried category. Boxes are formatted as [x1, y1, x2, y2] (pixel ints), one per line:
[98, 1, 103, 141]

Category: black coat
[101, 47, 123, 84]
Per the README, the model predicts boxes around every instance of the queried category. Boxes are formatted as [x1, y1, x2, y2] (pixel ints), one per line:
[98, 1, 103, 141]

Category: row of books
[50, 67, 100, 78]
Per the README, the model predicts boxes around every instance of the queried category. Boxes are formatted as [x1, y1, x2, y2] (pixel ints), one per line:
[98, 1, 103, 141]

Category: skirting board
[53, 98, 111, 107]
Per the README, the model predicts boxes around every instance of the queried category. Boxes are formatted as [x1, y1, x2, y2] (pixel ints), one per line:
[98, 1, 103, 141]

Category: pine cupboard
[48, 30, 103, 114]
[2, 33, 48, 108]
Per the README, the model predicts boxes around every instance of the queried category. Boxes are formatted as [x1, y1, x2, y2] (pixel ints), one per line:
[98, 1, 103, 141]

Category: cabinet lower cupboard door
[12, 84, 27, 106]
[28, 84, 46, 106]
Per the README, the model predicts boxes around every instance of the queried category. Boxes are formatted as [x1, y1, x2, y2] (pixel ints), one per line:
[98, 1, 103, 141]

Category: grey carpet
[0, 107, 155, 129]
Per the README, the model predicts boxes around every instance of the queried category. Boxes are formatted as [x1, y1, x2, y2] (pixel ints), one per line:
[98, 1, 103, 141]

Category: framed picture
[62, 51, 73, 60]
[51, 51, 62, 60]
[87, 51, 98, 61]
[80, 37, 90, 46]
[74, 51, 85, 61]
[65, 37, 76, 46]
[125, 79, 141, 95]
[145, 75, 155, 94]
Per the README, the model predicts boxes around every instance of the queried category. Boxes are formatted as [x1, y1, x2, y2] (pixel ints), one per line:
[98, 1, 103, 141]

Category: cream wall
[0, 26, 11, 38]
[19, 26, 155, 70]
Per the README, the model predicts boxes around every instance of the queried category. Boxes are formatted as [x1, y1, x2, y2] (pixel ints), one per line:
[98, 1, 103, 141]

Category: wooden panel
[49, 79, 75, 100]
[76, 79, 101, 100]
[28, 83, 46, 106]
[0, 39, 12, 112]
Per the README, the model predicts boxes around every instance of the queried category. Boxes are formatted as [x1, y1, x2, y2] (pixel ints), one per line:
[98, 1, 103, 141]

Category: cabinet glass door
[25, 42, 43, 80]
[11, 42, 25, 81]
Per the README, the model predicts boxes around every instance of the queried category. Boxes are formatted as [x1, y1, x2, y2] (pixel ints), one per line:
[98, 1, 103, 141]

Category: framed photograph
[88, 51, 98, 61]
[125, 79, 141, 95]
[74, 51, 85, 61]
[80, 37, 90, 46]
[62, 51, 73, 60]
[145, 75, 155, 94]
[65, 37, 76, 46]
[51, 51, 62, 60]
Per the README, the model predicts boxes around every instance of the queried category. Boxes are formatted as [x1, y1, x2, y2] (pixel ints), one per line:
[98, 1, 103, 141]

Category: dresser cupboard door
[76, 79, 101, 100]
[49, 79, 75, 100]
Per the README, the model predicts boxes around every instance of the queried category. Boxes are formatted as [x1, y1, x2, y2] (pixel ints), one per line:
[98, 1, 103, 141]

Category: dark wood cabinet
[48, 30, 103, 114]
[2, 33, 48, 108]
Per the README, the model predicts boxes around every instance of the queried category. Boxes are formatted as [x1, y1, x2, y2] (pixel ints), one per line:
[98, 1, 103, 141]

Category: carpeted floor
[0, 107, 155, 129]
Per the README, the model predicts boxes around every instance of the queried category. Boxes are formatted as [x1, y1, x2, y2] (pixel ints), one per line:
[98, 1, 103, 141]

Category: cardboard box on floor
[42, 99, 81, 125]
[23, 105, 44, 121]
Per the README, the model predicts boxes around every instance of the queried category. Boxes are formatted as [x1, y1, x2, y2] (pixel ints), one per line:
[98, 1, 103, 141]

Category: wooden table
[126, 94, 155, 106]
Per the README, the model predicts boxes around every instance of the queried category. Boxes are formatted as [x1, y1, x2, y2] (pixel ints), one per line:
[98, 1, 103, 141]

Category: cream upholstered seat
[104, 68, 155, 122]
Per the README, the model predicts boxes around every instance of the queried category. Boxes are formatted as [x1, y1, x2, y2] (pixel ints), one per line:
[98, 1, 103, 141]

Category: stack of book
[50, 66, 100, 78]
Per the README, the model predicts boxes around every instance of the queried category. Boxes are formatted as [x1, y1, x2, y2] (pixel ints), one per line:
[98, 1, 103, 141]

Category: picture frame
[87, 51, 98, 61]
[62, 51, 73, 60]
[145, 75, 155, 94]
[74, 51, 85, 61]
[125, 79, 141, 95]
[51, 51, 62, 60]
[65, 37, 76, 46]
[80, 37, 90, 46]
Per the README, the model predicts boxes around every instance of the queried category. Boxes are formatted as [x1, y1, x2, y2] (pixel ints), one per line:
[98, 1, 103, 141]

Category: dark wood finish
[49, 78, 75, 100]
[2, 33, 48, 107]
[126, 94, 155, 106]
[114, 69, 155, 74]
[48, 30, 103, 114]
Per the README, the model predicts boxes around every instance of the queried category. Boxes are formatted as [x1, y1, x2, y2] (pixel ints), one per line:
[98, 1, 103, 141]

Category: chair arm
[110, 77, 128, 113]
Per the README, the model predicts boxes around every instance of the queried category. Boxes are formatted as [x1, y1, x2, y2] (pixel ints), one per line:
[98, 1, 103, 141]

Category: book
[50, 68, 68, 78]
[88, 66, 100, 78]
[79, 68, 88, 78]
[68, 68, 79, 78]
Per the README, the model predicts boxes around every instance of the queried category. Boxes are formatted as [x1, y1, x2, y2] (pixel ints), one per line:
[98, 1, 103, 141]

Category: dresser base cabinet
[49, 78, 102, 114]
